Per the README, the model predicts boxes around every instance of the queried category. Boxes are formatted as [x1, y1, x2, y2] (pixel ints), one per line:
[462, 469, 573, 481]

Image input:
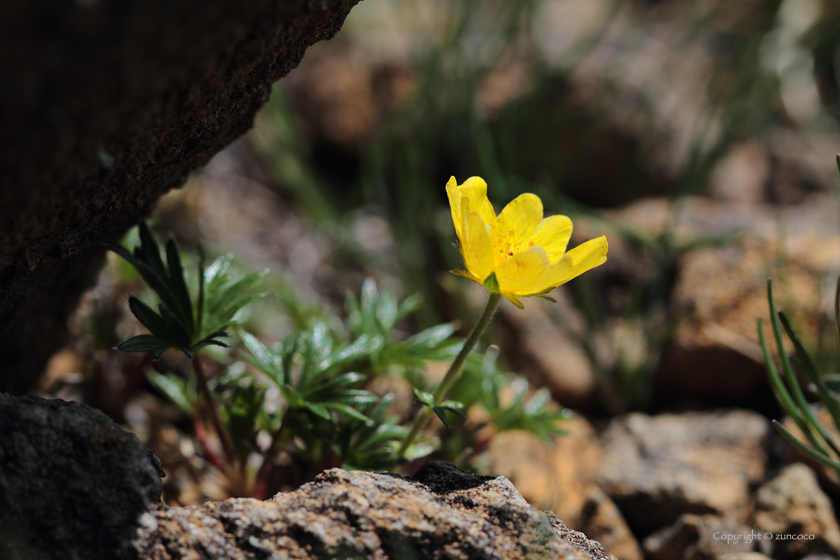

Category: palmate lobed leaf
[110, 225, 264, 360]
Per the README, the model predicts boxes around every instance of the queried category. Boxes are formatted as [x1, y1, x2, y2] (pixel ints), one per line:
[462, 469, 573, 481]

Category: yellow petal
[461, 210, 495, 282]
[450, 269, 480, 282]
[503, 293, 525, 309]
[493, 246, 552, 295]
[446, 176, 496, 244]
[532, 215, 573, 264]
[531, 236, 608, 293]
[496, 193, 543, 265]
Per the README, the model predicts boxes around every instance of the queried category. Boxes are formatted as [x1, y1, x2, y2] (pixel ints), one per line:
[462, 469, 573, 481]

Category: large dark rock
[135, 461, 615, 560]
[0, 0, 360, 393]
[0, 393, 164, 560]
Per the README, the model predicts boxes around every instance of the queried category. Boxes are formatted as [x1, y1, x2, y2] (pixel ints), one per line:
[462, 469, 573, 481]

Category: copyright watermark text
[713, 532, 816, 544]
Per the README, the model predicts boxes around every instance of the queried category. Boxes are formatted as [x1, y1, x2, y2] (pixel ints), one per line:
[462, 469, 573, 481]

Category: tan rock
[481, 414, 601, 521]
[479, 416, 641, 560]
[577, 485, 643, 560]
[643, 514, 755, 560]
[136, 461, 615, 560]
[718, 554, 773, 560]
[754, 463, 840, 559]
[597, 410, 769, 532]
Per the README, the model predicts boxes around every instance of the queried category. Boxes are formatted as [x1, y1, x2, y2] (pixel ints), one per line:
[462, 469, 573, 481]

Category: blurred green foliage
[111, 225, 569, 495]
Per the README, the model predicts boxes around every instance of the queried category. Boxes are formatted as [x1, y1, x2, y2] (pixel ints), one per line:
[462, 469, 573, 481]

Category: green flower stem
[193, 356, 237, 468]
[397, 292, 502, 458]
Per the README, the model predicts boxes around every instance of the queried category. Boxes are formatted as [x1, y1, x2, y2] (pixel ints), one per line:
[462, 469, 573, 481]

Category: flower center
[495, 229, 536, 263]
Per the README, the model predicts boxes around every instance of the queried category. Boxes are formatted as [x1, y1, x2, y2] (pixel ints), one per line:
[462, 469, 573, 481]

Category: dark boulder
[0, 0, 360, 393]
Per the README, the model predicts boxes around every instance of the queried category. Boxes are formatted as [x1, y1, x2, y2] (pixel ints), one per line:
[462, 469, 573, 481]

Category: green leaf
[165, 239, 194, 334]
[823, 374, 840, 398]
[395, 293, 422, 323]
[197, 244, 206, 338]
[157, 303, 193, 349]
[779, 310, 840, 448]
[360, 279, 378, 327]
[413, 388, 435, 408]
[138, 222, 167, 278]
[104, 242, 140, 270]
[758, 318, 810, 432]
[433, 406, 452, 428]
[766, 281, 837, 456]
[127, 297, 167, 337]
[241, 332, 283, 385]
[116, 334, 170, 354]
[322, 402, 371, 422]
[305, 402, 331, 420]
[482, 272, 500, 293]
[146, 370, 195, 414]
[407, 323, 456, 348]
[193, 339, 230, 350]
[774, 420, 840, 471]
[376, 290, 398, 331]
[132, 260, 187, 329]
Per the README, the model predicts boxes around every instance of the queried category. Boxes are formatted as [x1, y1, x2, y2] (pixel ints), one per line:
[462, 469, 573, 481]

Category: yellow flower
[446, 176, 608, 309]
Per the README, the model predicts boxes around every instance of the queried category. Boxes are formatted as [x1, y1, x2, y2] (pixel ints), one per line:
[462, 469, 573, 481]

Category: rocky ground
[10, 1, 840, 558]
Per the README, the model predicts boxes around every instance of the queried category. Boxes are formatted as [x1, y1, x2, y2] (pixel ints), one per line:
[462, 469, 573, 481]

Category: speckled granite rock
[597, 410, 769, 532]
[0, 393, 163, 560]
[135, 461, 615, 560]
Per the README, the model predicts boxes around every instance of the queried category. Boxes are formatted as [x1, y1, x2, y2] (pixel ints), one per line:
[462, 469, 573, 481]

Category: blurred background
[36, 0, 840, 529]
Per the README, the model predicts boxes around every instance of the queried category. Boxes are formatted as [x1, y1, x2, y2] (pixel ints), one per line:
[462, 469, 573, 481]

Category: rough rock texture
[754, 463, 840, 559]
[479, 418, 641, 560]
[596, 410, 769, 532]
[643, 514, 754, 560]
[576, 486, 644, 560]
[0, 393, 163, 560]
[0, 0, 360, 393]
[135, 461, 615, 560]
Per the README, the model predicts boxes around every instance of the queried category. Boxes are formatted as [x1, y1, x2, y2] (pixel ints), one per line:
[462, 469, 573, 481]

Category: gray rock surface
[597, 410, 769, 532]
[0, 393, 163, 560]
[754, 463, 840, 559]
[0, 0, 360, 393]
[135, 461, 615, 560]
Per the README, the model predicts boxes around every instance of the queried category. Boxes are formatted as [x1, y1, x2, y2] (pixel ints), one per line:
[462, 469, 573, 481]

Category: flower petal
[532, 215, 573, 264]
[446, 176, 496, 244]
[494, 246, 552, 295]
[461, 210, 495, 282]
[531, 236, 608, 293]
[496, 193, 543, 264]
[503, 293, 525, 309]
